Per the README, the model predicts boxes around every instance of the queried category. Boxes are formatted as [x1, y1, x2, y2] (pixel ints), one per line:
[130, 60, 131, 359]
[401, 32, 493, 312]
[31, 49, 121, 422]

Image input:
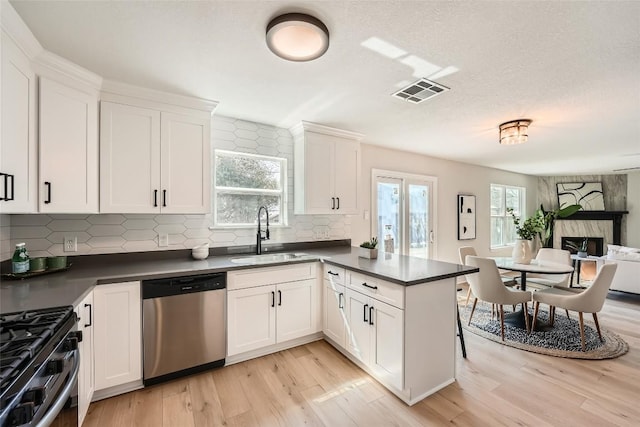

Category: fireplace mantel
[556, 210, 628, 245]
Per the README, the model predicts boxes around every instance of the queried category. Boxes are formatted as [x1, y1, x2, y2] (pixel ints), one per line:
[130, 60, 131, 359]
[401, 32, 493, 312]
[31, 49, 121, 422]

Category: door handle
[336, 197, 340, 210]
[162, 189, 167, 207]
[331, 197, 335, 210]
[278, 290, 282, 306]
[369, 306, 374, 325]
[44, 182, 52, 204]
[430, 230, 434, 243]
[153, 190, 158, 207]
[8, 174, 14, 201]
[84, 303, 92, 327]
[327, 271, 339, 276]
[338, 292, 344, 309]
[271, 291, 275, 307]
[363, 303, 368, 323]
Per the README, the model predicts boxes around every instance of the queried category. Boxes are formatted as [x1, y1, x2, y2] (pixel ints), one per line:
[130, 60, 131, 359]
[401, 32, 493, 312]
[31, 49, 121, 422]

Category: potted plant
[507, 209, 545, 264]
[537, 203, 582, 248]
[359, 237, 378, 259]
[566, 238, 589, 258]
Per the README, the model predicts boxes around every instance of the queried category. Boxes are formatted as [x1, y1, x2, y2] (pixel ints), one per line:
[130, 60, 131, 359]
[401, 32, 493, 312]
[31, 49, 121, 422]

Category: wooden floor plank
[188, 372, 226, 426]
[132, 385, 163, 427]
[162, 388, 195, 427]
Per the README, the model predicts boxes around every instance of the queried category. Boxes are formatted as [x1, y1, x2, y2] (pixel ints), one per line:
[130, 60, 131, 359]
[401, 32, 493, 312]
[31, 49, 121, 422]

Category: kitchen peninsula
[1, 242, 477, 406]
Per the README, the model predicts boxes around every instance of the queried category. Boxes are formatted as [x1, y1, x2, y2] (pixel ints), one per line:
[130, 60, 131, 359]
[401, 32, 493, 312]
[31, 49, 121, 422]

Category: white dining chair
[531, 263, 617, 351]
[464, 256, 533, 340]
[527, 248, 572, 288]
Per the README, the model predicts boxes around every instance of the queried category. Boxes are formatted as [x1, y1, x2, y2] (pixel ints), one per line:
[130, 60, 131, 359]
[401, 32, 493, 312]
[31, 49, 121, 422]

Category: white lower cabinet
[227, 263, 320, 358]
[93, 281, 142, 394]
[74, 291, 94, 426]
[345, 288, 404, 390]
[323, 279, 346, 346]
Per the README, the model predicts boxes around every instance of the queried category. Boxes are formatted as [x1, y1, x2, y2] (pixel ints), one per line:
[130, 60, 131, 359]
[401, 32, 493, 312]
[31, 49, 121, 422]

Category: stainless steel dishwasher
[142, 272, 226, 386]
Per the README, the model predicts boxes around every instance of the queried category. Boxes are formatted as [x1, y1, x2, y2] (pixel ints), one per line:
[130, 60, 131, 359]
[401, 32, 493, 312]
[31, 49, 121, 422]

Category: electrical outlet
[323, 229, 330, 239]
[63, 236, 77, 252]
[159, 233, 169, 247]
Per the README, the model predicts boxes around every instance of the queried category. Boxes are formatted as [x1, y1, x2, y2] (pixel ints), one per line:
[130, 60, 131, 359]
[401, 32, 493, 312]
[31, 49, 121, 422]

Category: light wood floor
[84, 289, 640, 426]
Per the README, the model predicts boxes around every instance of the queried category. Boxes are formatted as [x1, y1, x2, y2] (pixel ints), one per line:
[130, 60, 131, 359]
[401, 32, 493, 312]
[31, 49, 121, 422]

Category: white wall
[627, 171, 640, 247]
[352, 144, 538, 264]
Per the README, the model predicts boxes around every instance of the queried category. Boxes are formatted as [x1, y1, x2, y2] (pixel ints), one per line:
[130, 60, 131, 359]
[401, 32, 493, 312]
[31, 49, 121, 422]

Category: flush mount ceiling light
[266, 13, 329, 62]
[499, 119, 532, 145]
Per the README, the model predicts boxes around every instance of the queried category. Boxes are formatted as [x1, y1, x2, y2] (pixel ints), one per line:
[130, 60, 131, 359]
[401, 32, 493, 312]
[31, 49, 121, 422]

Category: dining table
[491, 257, 574, 330]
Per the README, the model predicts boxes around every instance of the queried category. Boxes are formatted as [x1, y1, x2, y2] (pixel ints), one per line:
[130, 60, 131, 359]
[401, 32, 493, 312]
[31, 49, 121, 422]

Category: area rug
[458, 303, 629, 359]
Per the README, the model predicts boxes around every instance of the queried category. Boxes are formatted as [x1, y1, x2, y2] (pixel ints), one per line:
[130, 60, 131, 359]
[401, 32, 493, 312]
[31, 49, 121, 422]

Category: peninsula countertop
[1, 244, 476, 313]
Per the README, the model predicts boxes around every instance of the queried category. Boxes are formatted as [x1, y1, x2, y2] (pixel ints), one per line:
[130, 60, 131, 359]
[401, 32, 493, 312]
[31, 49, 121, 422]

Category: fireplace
[561, 237, 604, 256]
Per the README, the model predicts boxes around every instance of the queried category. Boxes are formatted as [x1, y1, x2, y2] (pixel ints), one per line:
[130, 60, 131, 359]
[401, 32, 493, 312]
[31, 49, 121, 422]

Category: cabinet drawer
[228, 262, 318, 290]
[347, 271, 404, 309]
[323, 265, 346, 285]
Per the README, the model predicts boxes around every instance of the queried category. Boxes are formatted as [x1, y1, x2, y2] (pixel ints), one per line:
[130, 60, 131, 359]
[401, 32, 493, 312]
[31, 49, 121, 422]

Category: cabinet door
[100, 102, 161, 213]
[227, 285, 276, 356]
[160, 112, 211, 213]
[345, 289, 371, 364]
[333, 140, 360, 214]
[276, 279, 318, 343]
[94, 281, 142, 391]
[39, 78, 98, 212]
[323, 280, 346, 346]
[370, 300, 404, 390]
[0, 35, 37, 213]
[300, 131, 334, 214]
[75, 291, 94, 426]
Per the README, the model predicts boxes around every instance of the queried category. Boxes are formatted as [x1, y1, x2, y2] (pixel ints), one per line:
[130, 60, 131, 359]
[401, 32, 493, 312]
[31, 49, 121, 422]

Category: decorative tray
[1, 264, 72, 280]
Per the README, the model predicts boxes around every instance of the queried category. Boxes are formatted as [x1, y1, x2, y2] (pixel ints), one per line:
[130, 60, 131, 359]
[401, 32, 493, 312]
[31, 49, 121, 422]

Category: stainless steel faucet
[256, 206, 270, 254]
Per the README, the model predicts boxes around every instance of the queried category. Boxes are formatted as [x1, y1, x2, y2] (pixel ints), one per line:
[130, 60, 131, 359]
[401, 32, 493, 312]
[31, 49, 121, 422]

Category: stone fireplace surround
[553, 211, 628, 254]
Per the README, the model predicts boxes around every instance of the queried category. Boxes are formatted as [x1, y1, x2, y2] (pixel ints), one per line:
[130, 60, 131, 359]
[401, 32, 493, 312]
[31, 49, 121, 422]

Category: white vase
[512, 239, 533, 264]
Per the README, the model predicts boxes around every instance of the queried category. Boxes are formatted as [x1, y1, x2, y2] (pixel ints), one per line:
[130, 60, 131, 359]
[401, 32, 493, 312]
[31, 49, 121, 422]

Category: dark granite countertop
[1, 241, 475, 313]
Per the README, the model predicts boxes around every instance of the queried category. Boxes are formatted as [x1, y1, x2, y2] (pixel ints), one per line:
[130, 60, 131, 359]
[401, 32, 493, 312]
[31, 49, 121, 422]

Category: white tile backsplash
[4, 116, 351, 259]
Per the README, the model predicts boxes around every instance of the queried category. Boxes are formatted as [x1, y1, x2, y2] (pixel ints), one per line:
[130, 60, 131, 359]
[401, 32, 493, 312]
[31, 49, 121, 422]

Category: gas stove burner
[0, 306, 75, 398]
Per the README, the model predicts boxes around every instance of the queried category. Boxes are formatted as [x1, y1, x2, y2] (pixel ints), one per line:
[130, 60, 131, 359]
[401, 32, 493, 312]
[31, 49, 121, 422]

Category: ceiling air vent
[392, 78, 449, 104]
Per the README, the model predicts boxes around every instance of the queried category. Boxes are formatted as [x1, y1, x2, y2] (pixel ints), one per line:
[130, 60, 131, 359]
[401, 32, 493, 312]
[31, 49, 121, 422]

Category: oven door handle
[36, 349, 79, 427]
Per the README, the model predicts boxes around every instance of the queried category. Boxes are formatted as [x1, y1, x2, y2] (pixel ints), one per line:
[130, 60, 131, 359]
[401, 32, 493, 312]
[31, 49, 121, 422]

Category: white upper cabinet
[0, 32, 37, 213]
[100, 88, 214, 214]
[39, 77, 99, 213]
[292, 121, 362, 215]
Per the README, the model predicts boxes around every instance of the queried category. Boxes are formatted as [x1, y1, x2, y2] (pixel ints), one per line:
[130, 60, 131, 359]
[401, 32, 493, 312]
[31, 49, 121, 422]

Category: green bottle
[12, 243, 30, 274]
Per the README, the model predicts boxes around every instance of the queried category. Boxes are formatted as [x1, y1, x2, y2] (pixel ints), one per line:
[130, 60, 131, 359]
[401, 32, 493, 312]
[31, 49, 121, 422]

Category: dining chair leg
[465, 287, 472, 307]
[531, 301, 540, 333]
[499, 305, 505, 341]
[592, 312, 603, 342]
[456, 305, 467, 359]
[468, 298, 478, 326]
[549, 306, 555, 327]
[565, 309, 570, 319]
[578, 312, 586, 351]
[523, 302, 530, 333]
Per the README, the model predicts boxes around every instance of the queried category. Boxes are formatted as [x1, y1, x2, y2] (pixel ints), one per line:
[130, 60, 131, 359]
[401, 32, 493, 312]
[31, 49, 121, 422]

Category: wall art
[457, 194, 476, 240]
[557, 182, 605, 211]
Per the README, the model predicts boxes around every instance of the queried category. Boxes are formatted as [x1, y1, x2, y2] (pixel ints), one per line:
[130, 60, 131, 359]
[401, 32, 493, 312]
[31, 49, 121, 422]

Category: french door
[372, 170, 437, 259]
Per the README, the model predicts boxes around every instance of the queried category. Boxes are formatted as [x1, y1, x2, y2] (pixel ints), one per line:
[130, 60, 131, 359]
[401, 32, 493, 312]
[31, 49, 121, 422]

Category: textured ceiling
[9, 0, 640, 176]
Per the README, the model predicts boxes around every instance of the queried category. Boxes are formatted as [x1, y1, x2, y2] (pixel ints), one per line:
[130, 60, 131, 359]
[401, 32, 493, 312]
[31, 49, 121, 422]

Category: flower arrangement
[507, 208, 545, 240]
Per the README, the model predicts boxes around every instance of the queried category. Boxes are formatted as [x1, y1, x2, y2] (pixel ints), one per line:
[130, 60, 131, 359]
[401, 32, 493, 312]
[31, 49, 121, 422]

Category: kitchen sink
[229, 252, 315, 265]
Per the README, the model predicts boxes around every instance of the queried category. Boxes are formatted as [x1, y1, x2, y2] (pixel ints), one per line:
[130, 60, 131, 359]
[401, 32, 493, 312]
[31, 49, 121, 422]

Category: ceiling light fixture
[266, 13, 329, 62]
[499, 119, 532, 145]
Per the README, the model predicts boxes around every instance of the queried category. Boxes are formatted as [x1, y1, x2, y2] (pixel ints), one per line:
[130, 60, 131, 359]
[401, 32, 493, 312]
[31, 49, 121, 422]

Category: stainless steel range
[0, 306, 80, 427]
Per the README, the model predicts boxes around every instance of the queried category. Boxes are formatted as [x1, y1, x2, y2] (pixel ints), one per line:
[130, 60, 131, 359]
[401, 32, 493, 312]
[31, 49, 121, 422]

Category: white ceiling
[10, 0, 640, 176]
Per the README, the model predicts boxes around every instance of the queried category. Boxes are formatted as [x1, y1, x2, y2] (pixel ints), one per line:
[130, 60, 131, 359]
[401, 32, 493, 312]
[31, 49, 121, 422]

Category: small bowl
[47, 256, 68, 270]
[29, 257, 48, 272]
[191, 244, 209, 260]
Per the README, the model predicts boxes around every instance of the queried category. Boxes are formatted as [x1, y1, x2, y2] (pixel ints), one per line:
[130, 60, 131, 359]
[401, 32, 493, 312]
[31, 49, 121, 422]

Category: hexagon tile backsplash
[0, 116, 352, 260]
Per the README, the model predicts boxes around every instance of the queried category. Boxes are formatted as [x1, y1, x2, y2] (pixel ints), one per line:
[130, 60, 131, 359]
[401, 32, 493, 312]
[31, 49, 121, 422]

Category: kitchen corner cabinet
[93, 281, 142, 393]
[74, 291, 94, 427]
[323, 267, 456, 406]
[292, 122, 362, 215]
[227, 263, 320, 357]
[39, 78, 99, 213]
[0, 32, 37, 213]
[100, 100, 211, 213]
